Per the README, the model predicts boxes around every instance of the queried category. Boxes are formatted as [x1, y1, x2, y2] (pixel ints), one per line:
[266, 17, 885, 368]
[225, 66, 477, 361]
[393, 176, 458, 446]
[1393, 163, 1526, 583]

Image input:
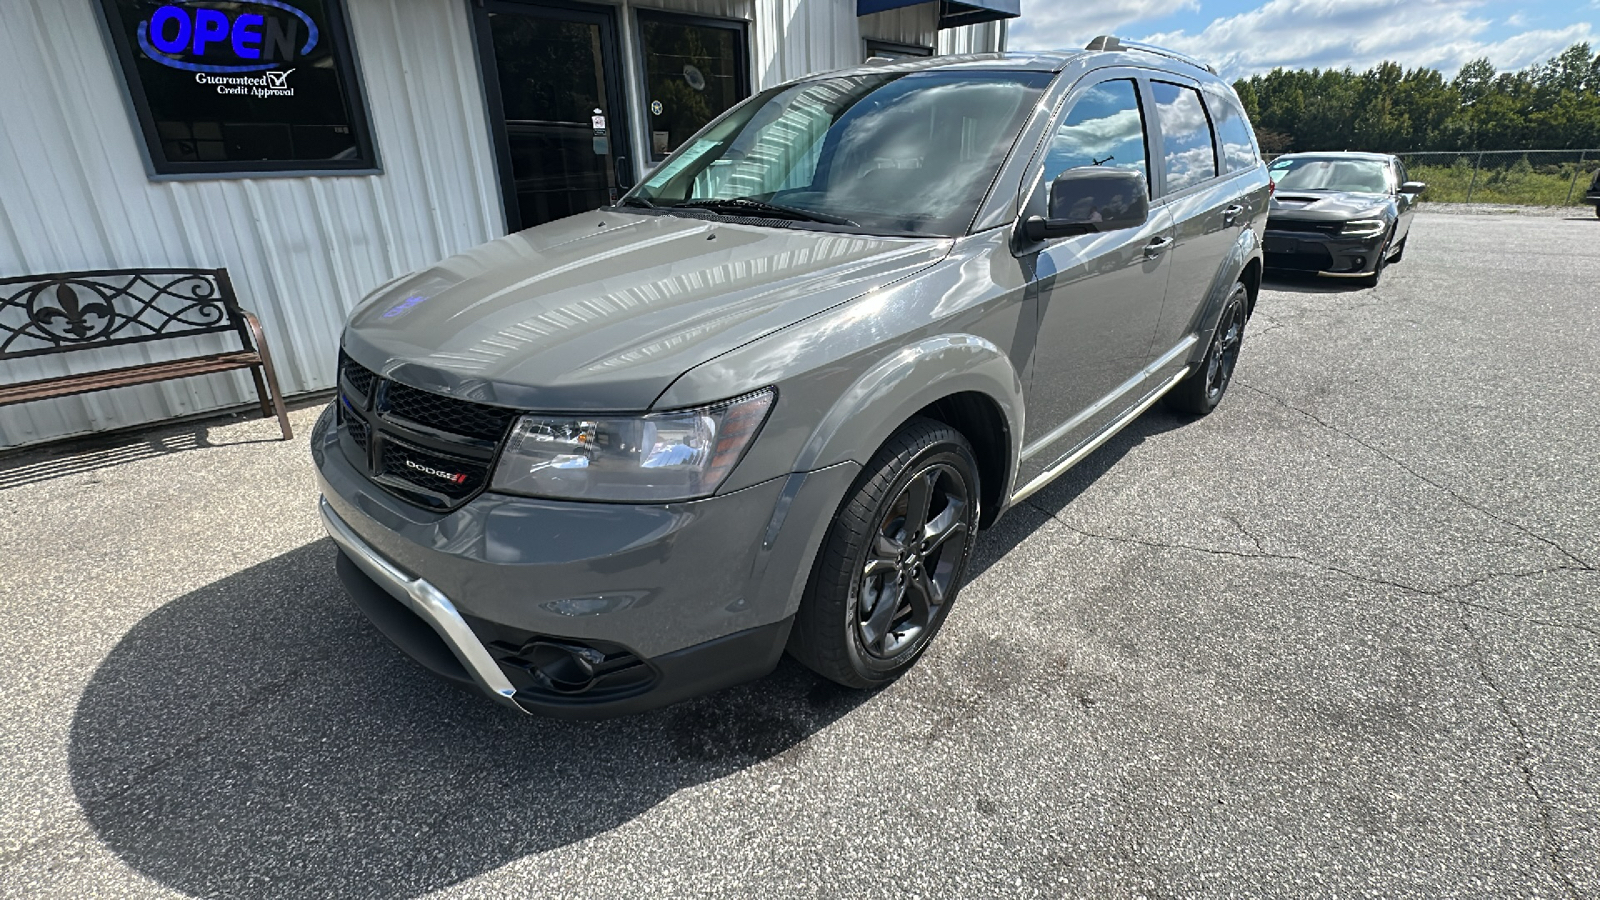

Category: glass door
[476, 1, 633, 233]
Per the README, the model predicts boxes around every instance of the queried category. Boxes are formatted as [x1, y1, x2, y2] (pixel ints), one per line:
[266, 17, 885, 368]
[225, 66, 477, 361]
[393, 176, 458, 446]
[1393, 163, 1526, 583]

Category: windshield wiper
[672, 197, 857, 227]
[618, 196, 655, 209]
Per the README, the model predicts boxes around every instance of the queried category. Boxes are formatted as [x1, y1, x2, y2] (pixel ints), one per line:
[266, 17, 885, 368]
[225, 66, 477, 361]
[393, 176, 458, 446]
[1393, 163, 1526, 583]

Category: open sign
[137, 1, 318, 73]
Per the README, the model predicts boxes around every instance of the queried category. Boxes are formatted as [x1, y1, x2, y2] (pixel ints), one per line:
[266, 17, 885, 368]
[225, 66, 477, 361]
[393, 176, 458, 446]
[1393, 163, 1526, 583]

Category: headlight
[1341, 219, 1387, 238]
[490, 388, 775, 502]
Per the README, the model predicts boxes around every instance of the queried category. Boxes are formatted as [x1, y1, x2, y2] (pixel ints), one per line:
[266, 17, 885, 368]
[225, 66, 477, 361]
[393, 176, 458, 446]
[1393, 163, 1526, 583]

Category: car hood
[341, 211, 949, 411]
[1268, 190, 1392, 220]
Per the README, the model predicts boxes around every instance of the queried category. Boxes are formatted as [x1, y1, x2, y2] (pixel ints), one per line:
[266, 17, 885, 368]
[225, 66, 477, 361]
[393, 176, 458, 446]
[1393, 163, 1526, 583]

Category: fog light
[525, 640, 604, 693]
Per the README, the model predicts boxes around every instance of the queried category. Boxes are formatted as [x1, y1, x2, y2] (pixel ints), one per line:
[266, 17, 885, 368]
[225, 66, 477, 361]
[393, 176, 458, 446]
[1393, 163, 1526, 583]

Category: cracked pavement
[1, 211, 1597, 898]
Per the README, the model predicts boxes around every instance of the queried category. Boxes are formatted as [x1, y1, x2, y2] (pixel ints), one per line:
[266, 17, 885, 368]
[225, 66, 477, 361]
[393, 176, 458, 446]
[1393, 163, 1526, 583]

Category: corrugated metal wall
[0, 0, 1004, 449]
[0, 0, 502, 448]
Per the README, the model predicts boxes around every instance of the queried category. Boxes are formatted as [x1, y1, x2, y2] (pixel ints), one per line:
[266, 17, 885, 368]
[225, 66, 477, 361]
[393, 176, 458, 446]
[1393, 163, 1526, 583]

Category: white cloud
[1132, 0, 1595, 78]
[1008, 0, 1200, 51]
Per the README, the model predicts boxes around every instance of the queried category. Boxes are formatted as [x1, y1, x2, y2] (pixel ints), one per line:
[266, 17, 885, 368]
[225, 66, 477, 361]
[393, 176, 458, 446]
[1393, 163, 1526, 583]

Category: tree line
[1233, 42, 1600, 154]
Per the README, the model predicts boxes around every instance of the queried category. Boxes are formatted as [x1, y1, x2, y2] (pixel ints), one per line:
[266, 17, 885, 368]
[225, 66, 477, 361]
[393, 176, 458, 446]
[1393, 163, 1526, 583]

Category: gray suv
[313, 39, 1269, 717]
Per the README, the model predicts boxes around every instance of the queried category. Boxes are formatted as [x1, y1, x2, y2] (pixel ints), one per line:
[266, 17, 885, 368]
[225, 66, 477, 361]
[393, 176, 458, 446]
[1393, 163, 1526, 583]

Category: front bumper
[1262, 226, 1388, 277]
[311, 405, 858, 717]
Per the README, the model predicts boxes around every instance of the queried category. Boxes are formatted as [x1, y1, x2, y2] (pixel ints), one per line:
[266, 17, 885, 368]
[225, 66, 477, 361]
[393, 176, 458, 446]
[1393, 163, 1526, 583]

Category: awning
[856, 0, 1021, 29]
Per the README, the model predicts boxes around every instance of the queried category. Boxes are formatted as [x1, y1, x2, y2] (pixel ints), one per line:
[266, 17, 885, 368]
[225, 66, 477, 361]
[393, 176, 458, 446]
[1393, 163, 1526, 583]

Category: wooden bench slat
[0, 352, 263, 404]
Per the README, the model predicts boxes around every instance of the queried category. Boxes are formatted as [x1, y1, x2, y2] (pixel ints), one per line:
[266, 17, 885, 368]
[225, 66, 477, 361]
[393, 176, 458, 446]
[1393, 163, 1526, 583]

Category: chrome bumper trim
[319, 496, 522, 710]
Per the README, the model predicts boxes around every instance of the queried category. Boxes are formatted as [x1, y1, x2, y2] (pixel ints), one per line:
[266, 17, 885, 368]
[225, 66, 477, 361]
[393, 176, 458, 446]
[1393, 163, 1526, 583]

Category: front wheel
[1166, 282, 1247, 417]
[788, 418, 981, 689]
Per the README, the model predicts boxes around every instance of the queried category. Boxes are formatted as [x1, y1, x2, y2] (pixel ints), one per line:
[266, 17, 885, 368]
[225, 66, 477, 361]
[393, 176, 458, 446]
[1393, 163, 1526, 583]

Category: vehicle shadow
[69, 540, 865, 899]
[967, 404, 1191, 580]
[1260, 271, 1369, 295]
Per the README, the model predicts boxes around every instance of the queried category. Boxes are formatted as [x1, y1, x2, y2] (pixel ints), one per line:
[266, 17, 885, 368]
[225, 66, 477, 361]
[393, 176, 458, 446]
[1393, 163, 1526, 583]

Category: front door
[1017, 75, 1173, 488]
[476, 1, 633, 233]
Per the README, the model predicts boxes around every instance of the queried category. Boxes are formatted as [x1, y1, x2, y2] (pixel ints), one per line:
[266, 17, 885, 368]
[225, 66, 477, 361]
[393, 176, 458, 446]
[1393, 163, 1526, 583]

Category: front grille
[334, 348, 515, 511]
[375, 439, 490, 508]
[339, 350, 375, 399]
[383, 380, 515, 443]
[1267, 218, 1342, 235]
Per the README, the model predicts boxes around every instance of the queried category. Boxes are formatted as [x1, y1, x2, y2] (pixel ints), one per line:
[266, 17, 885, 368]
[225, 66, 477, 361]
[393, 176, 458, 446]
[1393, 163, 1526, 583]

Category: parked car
[1585, 167, 1600, 218]
[1263, 151, 1423, 285]
[313, 38, 1269, 717]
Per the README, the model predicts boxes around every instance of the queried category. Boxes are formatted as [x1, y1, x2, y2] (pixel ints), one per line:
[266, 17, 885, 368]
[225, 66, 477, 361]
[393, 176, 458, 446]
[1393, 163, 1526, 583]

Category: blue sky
[1007, 0, 1598, 79]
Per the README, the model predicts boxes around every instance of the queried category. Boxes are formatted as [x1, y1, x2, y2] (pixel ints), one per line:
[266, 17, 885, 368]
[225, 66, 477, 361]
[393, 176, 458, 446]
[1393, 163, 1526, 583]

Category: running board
[1009, 365, 1192, 505]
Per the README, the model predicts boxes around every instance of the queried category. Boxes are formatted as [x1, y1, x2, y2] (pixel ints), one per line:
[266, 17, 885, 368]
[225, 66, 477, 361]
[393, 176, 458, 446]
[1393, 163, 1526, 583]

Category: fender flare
[1187, 228, 1263, 367]
[794, 334, 1026, 509]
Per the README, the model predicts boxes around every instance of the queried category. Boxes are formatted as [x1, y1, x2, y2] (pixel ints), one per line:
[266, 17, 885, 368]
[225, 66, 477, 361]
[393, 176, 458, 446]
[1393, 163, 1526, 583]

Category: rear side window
[1152, 81, 1218, 192]
[1205, 86, 1259, 173]
[1042, 79, 1151, 195]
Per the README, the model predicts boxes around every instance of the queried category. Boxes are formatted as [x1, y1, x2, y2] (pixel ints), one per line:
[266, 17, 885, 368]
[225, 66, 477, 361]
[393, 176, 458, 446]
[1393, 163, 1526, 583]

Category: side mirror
[1023, 167, 1149, 242]
[1400, 181, 1427, 194]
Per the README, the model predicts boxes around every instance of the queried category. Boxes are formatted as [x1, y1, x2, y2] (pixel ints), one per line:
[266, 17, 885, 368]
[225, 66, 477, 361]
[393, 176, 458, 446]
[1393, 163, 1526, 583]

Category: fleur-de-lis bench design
[0, 268, 291, 439]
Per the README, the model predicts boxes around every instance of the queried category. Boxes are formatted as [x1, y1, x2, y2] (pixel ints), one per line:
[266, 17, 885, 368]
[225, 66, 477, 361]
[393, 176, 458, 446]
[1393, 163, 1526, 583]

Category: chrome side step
[1009, 365, 1192, 505]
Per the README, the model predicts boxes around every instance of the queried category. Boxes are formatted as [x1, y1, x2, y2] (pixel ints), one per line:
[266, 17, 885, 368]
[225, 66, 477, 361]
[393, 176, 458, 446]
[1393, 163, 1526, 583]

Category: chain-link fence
[1396, 150, 1598, 206]
[1263, 149, 1600, 206]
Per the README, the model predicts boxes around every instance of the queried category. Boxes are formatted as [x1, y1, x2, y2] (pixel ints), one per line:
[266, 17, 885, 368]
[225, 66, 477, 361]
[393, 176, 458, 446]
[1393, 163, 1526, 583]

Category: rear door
[1016, 73, 1175, 488]
[1146, 76, 1244, 356]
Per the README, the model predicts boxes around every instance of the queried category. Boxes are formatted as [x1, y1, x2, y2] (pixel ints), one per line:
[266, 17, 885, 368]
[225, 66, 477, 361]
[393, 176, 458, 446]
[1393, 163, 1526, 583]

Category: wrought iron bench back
[0, 268, 252, 362]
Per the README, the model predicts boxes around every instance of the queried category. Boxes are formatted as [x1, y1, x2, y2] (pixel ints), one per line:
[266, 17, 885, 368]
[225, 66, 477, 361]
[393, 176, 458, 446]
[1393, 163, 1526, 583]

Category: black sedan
[1585, 167, 1600, 218]
[1263, 151, 1425, 285]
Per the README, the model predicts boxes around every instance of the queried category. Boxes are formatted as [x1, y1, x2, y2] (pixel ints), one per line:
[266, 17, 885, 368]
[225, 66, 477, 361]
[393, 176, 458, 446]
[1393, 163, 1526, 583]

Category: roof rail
[1084, 35, 1217, 76]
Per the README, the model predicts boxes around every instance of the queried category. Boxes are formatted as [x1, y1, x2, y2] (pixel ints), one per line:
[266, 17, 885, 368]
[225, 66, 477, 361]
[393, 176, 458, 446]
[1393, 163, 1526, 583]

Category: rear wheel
[788, 418, 980, 689]
[1166, 282, 1247, 417]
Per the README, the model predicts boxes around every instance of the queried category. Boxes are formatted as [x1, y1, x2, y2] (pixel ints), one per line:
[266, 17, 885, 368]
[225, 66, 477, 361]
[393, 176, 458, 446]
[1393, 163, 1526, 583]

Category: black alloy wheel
[855, 461, 969, 660]
[788, 418, 980, 688]
[1167, 282, 1248, 416]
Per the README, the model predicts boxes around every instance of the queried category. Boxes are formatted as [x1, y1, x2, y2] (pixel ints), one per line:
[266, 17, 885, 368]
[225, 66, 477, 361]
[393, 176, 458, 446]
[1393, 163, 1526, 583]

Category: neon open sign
[136, 0, 319, 73]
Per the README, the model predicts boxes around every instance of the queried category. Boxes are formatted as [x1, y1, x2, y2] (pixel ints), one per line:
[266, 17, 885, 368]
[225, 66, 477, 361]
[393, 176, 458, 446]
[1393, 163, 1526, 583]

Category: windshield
[1269, 156, 1393, 194]
[626, 70, 1053, 236]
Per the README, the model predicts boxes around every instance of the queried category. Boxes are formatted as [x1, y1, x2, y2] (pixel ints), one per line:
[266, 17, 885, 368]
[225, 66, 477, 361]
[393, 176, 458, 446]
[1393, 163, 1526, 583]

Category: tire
[1358, 227, 1395, 287]
[1594, 205, 1599, 220]
[1165, 282, 1247, 417]
[1389, 235, 1406, 264]
[787, 418, 981, 689]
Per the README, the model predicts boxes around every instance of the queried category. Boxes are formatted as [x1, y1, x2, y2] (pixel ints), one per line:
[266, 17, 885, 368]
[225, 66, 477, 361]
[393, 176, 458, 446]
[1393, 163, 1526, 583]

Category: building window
[636, 11, 749, 161]
[863, 39, 933, 61]
[95, 0, 377, 176]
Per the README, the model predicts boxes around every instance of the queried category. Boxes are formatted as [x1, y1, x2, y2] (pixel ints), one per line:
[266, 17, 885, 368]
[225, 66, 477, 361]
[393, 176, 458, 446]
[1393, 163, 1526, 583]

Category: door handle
[1223, 204, 1246, 226]
[615, 155, 633, 188]
[1144, 236, 1173, 259]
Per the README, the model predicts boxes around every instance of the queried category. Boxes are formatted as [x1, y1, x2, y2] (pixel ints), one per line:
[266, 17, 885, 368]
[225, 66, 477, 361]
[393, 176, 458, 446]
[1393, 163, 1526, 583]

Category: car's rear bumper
[1262, 227, 1388, 277]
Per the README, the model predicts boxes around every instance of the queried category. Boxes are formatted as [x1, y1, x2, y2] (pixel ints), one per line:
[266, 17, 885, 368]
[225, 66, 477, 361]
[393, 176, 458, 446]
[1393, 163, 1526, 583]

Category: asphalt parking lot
[2, 210, 1597, 899]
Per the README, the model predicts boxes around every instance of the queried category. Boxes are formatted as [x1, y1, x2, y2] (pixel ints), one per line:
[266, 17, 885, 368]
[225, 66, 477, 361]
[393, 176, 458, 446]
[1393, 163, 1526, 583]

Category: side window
[1152, 81, 1218, 192]
[1042, 79, 1151, 195]
[1394, 159, 1408, 188]
[1205, 87, 1259, 173]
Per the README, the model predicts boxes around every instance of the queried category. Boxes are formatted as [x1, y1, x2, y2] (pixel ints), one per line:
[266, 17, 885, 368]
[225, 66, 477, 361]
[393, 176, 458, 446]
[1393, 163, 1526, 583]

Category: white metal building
[0, 0, 1013, 448]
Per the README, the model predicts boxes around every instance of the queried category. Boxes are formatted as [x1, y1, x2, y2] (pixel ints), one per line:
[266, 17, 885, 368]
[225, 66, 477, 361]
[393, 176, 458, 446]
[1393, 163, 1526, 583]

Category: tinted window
[1152, 81, 1218, 192]
[639, 14, 748, 160]
[1204, 86, 1258, 173]
[95, 0, 376, 174]
[633, 71, 1052, 236]
[1042, 79, 1150, 194]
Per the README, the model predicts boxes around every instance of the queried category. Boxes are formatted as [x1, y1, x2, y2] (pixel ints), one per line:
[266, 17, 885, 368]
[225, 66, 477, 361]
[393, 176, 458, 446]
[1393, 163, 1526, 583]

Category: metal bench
[0, 268, 291, 440]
